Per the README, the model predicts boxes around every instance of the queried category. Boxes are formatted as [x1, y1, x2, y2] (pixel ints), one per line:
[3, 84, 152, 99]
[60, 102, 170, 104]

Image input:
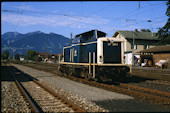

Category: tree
[1, 50, 10, 60]
[141, 29, 151, 32]
[157, 2, 170, 45]
[36, 57, 42, 62]
[26, 50, 37, 61]
[14, 54, 20, 60]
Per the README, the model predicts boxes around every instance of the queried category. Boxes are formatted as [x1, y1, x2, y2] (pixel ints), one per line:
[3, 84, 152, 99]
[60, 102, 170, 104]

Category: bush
[26, 50, 37, 61]
[1, 51, 10, 60]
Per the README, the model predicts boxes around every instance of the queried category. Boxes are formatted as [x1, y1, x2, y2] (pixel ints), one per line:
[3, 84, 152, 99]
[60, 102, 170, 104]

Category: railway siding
[10, 63, 109, 112]
[11, 63, 170, 112]
[131, 67, 170, 81]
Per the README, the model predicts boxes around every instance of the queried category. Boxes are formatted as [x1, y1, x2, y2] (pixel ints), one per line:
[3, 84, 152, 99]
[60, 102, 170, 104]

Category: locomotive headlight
[110, 40, 114, 44]
[99, 56, 103, 62]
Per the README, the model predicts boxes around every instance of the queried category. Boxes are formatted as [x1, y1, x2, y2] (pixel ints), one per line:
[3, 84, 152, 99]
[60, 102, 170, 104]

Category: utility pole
[45, 42, 47, 53]
[70, 32, 73, 45]
[45, 42, 48, 59]
[13, 49, 14, 60]
[132, 30, 135, 66]
[148, 20, 153, 38]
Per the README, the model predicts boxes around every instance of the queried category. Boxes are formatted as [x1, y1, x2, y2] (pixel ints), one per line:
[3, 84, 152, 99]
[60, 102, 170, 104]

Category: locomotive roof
[75, 30, 107, 38]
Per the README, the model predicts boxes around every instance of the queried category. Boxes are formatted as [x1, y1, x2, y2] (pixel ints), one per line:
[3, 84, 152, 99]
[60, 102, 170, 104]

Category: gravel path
[11, 63, 133, 101]
[11, 63, 170, 112]
[10, 63, 108, 112]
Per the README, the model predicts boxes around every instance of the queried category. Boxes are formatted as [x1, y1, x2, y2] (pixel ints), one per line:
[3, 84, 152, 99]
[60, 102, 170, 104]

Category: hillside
[1, 31, 70, 55]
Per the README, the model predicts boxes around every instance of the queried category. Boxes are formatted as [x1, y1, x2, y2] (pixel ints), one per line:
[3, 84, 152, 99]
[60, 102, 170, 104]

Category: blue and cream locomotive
[59, 30, 130, 82]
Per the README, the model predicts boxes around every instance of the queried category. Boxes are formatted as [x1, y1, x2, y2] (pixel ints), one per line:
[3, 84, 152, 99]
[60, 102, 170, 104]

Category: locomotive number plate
[108, 43, 118, 46]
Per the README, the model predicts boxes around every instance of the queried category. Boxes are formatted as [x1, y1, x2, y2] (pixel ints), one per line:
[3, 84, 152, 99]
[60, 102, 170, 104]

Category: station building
[138, 45, 170, 69]
[113, 29, 160, 65]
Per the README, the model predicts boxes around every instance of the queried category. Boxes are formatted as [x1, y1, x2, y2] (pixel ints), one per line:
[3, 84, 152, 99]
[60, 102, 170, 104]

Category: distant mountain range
[1, 31, 71, 56]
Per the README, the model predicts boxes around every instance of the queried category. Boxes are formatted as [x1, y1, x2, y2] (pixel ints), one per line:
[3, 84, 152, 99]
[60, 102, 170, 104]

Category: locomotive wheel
[80, 70, 90, 80]
[58, 65, 64, 73]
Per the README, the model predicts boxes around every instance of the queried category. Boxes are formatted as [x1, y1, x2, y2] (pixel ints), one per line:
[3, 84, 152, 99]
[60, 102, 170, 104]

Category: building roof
[38, 52, 52, 56]
[139, 45, 170, 53]
[113, 30, 159, 40]
[53, 54, 62, 56]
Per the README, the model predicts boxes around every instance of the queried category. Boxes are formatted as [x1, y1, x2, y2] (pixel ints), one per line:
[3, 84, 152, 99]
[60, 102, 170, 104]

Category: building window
[131, 44, 137, 49]
[74, 50, 77, 56]
[144, 45, 149, 49]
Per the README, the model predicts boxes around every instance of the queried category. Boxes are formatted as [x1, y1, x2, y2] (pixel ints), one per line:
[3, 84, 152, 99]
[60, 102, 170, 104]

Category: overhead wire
[2, 9, 82, 20]
[2, 8, 154, 23]
[87, 2, 120, 15]
[2, 1, 166, 22]
[4, 1, 162, 22]
[13, 2, 29, 31]
[124, 2, 165, 19]
[151, 16, 168, 20]
[126, 4, 165, 19]
[108, 2, 167, 32]
[68, 1, 83, 13]
[2, 1, 168, 36]
[151, 18, 168, 24]
[3, 1, 159, 22]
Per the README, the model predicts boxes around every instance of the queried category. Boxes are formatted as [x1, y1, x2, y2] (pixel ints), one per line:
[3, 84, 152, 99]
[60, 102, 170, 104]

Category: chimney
[135, 29, 138, 32]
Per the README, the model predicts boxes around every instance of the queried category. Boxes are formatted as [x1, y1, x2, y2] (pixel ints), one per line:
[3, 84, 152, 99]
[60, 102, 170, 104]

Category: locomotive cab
[97, 37, 124, 64]
[72, 30, 107, 44]
[60, 30, 130, 82]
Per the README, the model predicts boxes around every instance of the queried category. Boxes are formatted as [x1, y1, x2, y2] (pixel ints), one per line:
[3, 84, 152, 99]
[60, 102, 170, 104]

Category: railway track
[6, 63, 86, 112]
[66, 76, 170, 108]
[13, 62, 170, 108]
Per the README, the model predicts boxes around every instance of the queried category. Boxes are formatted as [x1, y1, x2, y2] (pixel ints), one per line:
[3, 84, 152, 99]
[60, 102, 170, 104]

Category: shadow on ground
[94, 99, 170, 112]
[1, 66, 38, 82]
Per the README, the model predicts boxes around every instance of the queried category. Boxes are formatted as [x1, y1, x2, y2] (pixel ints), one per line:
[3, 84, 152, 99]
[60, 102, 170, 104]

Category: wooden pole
[89, 52, 91, 74]
[70, 49, 71, 62]
[59, 55, 60, 63]
[130, 64, 132, 73]
[93, 52, 95, 78]
[58, 55, 61, 71]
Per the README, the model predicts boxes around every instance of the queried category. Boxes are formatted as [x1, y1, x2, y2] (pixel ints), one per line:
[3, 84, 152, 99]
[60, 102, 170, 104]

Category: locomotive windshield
[73, 30, 107, 44]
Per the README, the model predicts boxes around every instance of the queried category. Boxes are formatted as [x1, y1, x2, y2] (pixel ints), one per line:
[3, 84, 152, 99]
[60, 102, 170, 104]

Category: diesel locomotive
[59, 30, 130, 82]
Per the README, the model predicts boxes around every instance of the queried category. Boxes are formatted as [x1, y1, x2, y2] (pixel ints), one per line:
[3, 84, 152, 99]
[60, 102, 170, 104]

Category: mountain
[1, 32, 25, 47]
[1, 31, 71, 55]
[2, 32, 23, 40]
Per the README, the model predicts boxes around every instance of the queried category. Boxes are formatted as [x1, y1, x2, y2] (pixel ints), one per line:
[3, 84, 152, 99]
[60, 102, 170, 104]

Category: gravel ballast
[11, 63, 170, 112]
[1, 65, 31, 112]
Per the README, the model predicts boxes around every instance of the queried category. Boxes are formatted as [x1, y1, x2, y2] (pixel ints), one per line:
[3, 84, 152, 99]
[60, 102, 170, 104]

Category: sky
[1, 1, 169, 38]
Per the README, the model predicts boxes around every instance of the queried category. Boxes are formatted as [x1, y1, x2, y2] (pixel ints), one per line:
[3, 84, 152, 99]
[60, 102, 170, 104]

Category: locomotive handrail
[93, 52, 96, 78]
[89, 52, 91, 74]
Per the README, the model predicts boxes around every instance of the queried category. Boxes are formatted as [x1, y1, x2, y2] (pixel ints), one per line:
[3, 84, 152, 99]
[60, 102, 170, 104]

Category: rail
[5, 64, 40, 112]
[6, 63, 86, 112]
[29, 76, 86, 112]
[12, 62, 170, 107]
[119, 83, 170, 97]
